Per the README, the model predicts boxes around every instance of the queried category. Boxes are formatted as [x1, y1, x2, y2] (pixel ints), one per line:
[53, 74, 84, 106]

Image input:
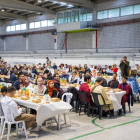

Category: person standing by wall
[119, 56, 130, 77]
[46, 57, 51, 66]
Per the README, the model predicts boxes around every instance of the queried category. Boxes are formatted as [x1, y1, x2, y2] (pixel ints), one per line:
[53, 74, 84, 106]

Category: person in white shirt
[90, 64, 94, 72]
[86, 71, 96, 83]
[77, 72, 84, 85]
[1, 86, 40, 136]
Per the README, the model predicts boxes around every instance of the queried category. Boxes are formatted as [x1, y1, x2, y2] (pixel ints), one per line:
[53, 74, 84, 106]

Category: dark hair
[96, 76, 103, 82]
[72, 72, 76, 74]
[123, 76, 128, 80]
[113, 73, 117, 76]
[37, 72, 42, 75]
[20, 82, 24, 85]
[46, 57, 48, 59]
[74, 67, 79, 70]
[44, 70, 49, 74]
[97, 72, 102, 75]
[123, 56, 127, 59]
[109, 66, 112, 69]
[84, 76, 91, 82]
[1, 87, 7, 93]
[54, 73, 59, 78]
[86, 71, 91, 74]
[79, 71, 83, 74]
[41, 67, 44, 70]
[94, 66, 97, 69]
[7, 86, 16, 93]
[19, 66, 23, 70]
[19, 72, 24, 77]
[33, 66, 36, 69]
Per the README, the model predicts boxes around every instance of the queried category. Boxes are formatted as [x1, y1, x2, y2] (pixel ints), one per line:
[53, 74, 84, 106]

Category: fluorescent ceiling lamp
[67, 4, 74, 8]
[38, 0, 41, 2]
[59, 2, 67, 6]
[53, 1, 59, 4]
[1, 9, 4, 11]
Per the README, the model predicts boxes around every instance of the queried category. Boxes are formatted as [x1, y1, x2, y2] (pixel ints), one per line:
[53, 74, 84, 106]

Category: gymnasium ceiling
[0, 0, 115, 20]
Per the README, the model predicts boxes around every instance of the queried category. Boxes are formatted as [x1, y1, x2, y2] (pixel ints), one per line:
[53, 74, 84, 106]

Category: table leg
[57, 115, 60, 130]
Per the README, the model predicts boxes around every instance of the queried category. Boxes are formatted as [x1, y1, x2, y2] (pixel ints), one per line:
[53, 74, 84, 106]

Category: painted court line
[68, 116, 140, 140]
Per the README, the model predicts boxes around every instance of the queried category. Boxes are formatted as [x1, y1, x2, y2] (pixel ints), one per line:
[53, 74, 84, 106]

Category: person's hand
[123, 61, 126, 64]
[17, 106, 20, 109]
[120, 60, 122, 63]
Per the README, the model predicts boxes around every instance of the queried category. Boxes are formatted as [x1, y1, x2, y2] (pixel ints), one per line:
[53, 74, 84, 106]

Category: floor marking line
[68, 115, 140, 140]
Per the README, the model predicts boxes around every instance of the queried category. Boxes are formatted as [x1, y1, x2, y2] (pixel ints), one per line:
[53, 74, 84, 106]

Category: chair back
[1, 102, 15, 123]
[79, 91, 87, 104]
[91, 92, 106, 106]
[61, 93, 73, 104]
[127, 81, 134, 94]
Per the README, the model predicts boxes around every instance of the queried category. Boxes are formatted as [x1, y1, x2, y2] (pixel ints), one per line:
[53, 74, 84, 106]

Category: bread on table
[14, 94, 21, 98]
[21, 96, 30, 100]
[114, 89, 122, 92]
[69, 84, 77, 87]
[31, 93, 37, 97]
[60, 83, 66, 86]
[39, 96, 43, 99]
[32, 99, 41, 103]
[104, 87, 110, 89]
[51, 98, 60, 102]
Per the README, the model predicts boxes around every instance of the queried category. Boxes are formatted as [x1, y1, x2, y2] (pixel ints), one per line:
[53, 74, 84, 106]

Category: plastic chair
[91, 92, 111, 119]
[1, 103, 28, 140]
[61, 93, 72, 126]
[0, 116, 5, 135]
[79, 91, 90, 117]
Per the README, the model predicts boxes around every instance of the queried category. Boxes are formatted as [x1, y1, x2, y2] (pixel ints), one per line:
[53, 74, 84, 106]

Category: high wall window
[35, 21, 40, 28]
[6, 23, 26, 32]
[87, 13, 93, 21]
[108, 8, 119, 18]
[64, 12, 71, 23]
[48, 19, 54, 26]
[57, 13, 63, 24]
[29, 22, 34, 29]
[72, 10, 79, 22]
[121, 6, 133, 16]
[41, 20, 47, 27]
[97, 4, 140, 20]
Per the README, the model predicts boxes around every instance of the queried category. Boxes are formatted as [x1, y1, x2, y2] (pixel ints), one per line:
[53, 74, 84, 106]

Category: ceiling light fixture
[1, 9, 4, 12]
[38, 0, 41, 2]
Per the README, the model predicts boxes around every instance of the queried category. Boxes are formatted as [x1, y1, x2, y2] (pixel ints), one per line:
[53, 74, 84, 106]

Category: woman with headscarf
[33, 78, 46, 95]
[23, 76, 32, 88]
[44, 80, 58, 98]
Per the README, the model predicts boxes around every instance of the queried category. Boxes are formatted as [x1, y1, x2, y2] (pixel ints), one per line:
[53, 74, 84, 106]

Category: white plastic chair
[61, 93, 72, 126]
[1, 103, 28, 140]
[127, 81, 136, 100]
[0, 116, 5, 135]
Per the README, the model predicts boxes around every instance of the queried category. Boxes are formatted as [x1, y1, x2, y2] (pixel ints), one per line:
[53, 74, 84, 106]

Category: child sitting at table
[69, 72, 78, 84]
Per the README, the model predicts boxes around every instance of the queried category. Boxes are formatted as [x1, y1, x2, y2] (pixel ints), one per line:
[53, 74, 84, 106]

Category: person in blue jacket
[60, 70, 69, 82]
[127, 73, 140, 96]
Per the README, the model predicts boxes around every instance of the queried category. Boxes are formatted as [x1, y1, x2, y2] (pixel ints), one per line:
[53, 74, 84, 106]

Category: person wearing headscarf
[23, 76, 32, 88]
[33, 78, 46, 96]
[44, 80, 58, 98]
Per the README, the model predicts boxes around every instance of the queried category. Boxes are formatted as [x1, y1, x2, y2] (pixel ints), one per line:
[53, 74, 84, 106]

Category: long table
[13, 98, 72, 129]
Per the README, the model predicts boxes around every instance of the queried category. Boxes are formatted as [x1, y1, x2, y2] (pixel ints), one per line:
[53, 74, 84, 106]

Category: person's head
[48, 80, 54, 88]
[19, 66, 23, 72]
[94, 66, 98, 70]
[1, 86, 7, 96]
[72, 72, 76, 78]
[33, 66, 36, 70]
[109, 66, 112, 70]
[91, 64, 93, 68]
[79, 64, 81, 67]
[18, 63, 21, 67]
[123, 56, 127, 61]
[102, 68, 106, 73]
[136, 64, 139, 69]
[37, 78, 43, 86]
[41, 67, 44, 72]
[65, 64, 68, 68]
[84, 76, 91, 84]
[13, 69, 18, 75]
[59, 64, 63, 69]
[81, 68, 84, 72]
[54, 69, 58, 74]
[74, 67, 79, 73]
[23, 66, 26, 70]
[44, 70, 49, 75]
[86, 71, 91, 77]
[43, 73, 48, 79]
[7, 86, 16, 97]
[37, 72, 43, 78]
[84, 64, 87, 69]
[45, 65, 48, 68]
[122, 76, 128, 83]
[105, 65, 108, 69]
[19, 72, 24, 81]
[20, 83, 24, 89]
[79, 72, 83, 78]
[112, 73, 117, 80]
[53, 63, 56, 66]
[46, 57, 49, 60]
[96, 76, 103, 85]
[97, 72, 102, 77]
[23, 76, 29, 84]
[98, 64, 101, 68]
[62, 70, 66, 76]
[54, 73, 60, 81]
[113, 64, 117, 69]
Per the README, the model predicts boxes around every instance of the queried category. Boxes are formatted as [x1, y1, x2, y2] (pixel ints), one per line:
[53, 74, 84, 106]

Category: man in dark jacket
[44, 70, 53, 80]
[108, 73, 119, 88]
[53, 74, 64, 98]
[32, 66, 37, 76]
[13, 72, 24, 90]
[10, 70, 18, 82]
[60, 70, 69, 82]
[97, 72, 107, 87]
[119, 56, 130, 77]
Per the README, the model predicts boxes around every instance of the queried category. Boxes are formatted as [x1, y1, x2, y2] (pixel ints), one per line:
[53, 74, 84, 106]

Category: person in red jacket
[117, 76, 131, 108]
[112, 64, 118, 73]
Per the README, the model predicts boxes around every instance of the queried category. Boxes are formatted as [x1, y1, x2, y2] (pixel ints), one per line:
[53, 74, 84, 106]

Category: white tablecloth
[13, 99, 72, 126]
[61, 85, 79, 92]
[106, 91, 126, 111]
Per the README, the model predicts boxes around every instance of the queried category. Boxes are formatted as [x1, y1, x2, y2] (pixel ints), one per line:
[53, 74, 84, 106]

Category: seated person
[74, 67, 79, 76]
[77, 72, 84, 85]
[42, 73, 48, 85]
[54, 69, 58, 75]
[93, 76, 113, 112]
[1, 86, 40, 135]
[13, 72, 24, 90]
[86, 71, 96, 83]
[127, 72, 140, 96]
[106, 66, 114, 74]
[97, 72, 107, 87]
[34, 72, 43, 85]
[33, 78, 46, 96]
[53, 74, 64, 98]
[23, 76, 32, 88]
[60, 70, 69, 83]
[10, 70, 18, 82]
[79, 76, 98, 104]
[32, 66, 37, 76]
[0, 87, 7, 116]
[44, 80, 58, 98]
[44, 70, 53, 80]
[102, 68, 107, 75]
[69, 72, 78, 84]
[117, 76, 131, 108]
[84, 64, 91, 74]
[20, 82, 24, 89]
[112, 64, 118, 73]
[108, 73, 119, 89]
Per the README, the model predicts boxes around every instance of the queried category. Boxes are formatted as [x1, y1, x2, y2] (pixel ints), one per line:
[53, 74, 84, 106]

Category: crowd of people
[0, 56, 139, 135]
